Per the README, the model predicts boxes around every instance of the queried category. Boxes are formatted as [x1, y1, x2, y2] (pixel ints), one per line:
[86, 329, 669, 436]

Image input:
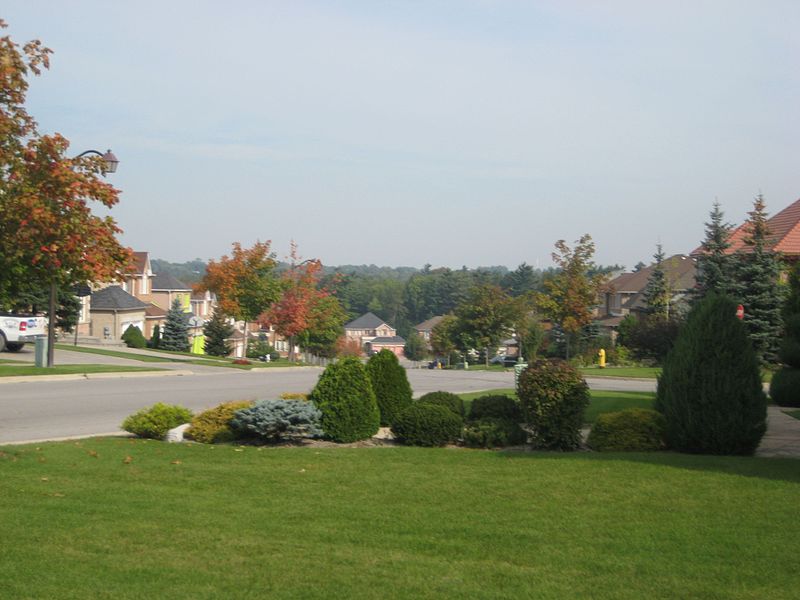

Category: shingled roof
[606, 255, 697, 294]
[152, 272, 191, 291]
[91, 286, 148, 311]
[344, 312, 388, 330]
[369, 336, 406, 345]
[414, 315, 445, 332]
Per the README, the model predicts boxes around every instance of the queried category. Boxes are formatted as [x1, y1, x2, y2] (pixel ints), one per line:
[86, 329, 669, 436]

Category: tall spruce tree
[731, 195, 785, 364]
[643, 244, 671, 319]
[695, 201, 733, 299]
[203, 310, 234, 357]
[160, 298, 190, 352]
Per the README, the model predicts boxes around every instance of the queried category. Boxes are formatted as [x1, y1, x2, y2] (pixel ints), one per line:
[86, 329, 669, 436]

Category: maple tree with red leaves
[197, 241, 281, 357]
[0, 20, 132, 365]
[260, 242, 346, 361]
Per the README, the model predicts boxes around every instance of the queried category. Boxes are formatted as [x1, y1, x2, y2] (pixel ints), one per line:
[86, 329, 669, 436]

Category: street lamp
[46, 149, 120, 367]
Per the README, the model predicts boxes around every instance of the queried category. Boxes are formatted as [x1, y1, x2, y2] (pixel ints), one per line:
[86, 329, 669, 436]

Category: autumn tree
[0, 21, 132, 366]
[262, 243, 345, 361]
[197, 241, 281, 357]
[536, 235, 606, 359]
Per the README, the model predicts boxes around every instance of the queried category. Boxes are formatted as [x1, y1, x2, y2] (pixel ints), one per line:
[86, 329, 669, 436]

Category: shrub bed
[462, 418, 526, 448]
[587, 408, 666, 452]
[185, 400, 253, 444]
[468, 394, 521, 422]
[122, 403, 193, 439]
[392, 403, 463, 447]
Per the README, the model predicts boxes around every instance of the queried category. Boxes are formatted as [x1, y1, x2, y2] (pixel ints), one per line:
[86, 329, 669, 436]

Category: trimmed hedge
[122, 403, 193, 439]
[231, 399, 322, 441]
[185, 400, 253, 444]
[418, 391, 465, 419]
[779, 314, 800, 367]
[588, 408, 666, 452]
[310, 357, 380, 443]
[391, 403, 462, 447]
[770, 367, 800, 408]
[517, 359, 589, 450]
[366, 349, 413, 426]
[121, 325, 147, 349]
[468, 394, 522, 422]
[462, 418, 526, 448]
[656, 293, 766, 455]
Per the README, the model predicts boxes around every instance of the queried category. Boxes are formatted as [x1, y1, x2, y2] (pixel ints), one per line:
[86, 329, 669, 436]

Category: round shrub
[468, 394, 521, 422]
[770, 367, 800, 408]
[122, 403, 193, 439]
[517, 359, 589, 450]
[231, 399, 323, 441]
[185, 400, 254, 444]
[310, 357, 380, 443]
[779, 314, 800, 368]
[418, 391, 465, 419]
[655, 293, 766, 455]
[366, 349, 413, 426]
[462, 418, 526, 448]
[121, 324, 147, 349]
[391, 403, 462, 447]
[588, 409, 666, 452]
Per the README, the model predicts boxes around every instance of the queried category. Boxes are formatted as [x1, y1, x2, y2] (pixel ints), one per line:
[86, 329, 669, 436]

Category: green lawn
[457, 388, 656, 424]
[55, 344, 177, 362]
[0, 364, 164, 377]
[785, 410, 800, 421]
[579, 366, 661, 379]
[0, 439, 797, 599]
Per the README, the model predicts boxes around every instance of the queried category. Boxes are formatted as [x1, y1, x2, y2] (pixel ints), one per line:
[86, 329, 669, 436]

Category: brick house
[89, 286, 148, 341]
[344, 312, 405, 357]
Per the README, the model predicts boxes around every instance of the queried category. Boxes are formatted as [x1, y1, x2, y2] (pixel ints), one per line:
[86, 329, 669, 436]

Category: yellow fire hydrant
[598, 348, 606, 369]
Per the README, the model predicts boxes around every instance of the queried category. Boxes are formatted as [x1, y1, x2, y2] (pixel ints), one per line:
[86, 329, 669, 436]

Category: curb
[0, 369, 194, 385]
[0, 432, 134, 446]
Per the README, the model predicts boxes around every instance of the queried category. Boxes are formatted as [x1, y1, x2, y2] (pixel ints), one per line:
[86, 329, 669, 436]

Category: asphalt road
[0, 347, 656, 444]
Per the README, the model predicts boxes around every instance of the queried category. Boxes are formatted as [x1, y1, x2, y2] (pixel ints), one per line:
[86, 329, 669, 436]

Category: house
[344, 312, 405, 356]
[413, 316, 445, 346]
[89, 286, 148, 341]
[150, 272, 193, 312]
[597, 255, 697, 334]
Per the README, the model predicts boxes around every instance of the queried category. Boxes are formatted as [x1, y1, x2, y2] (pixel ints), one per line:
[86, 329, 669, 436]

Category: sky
[5, 1, 800, 270]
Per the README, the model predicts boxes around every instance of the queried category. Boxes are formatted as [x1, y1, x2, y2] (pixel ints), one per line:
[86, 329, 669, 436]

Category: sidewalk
[756, 407, 800, 458]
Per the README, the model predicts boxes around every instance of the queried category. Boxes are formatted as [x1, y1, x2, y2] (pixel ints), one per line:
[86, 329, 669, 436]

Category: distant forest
[151, 258, 623, 337]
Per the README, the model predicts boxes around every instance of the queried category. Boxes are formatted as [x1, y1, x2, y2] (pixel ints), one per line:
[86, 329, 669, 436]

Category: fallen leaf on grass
[171, 460, 182, 465]
[88, 450, 98, 458]
[40, 477, 49, 482]
[52, 493, 65, 498]
[122, 456, 133, 465]
[38, 457, 46, 463]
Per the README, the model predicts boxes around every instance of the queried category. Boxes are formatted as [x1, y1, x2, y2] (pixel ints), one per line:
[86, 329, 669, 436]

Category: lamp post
[46, 149, 120, 368]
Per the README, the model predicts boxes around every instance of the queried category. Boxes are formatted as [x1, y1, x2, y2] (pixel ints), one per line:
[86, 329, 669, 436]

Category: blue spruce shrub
[231, 399, 322, 441]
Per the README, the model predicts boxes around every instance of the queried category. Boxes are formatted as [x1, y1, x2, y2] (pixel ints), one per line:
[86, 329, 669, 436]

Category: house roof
[152, 272, 191, 291]
[414, 315, 445, 332]
[692, 198, 800, 257]
[345, 312, 389, 330]
[145, 303, 167, 318]
[369, 336, 406, 345]
[91, 286, 148, 311]
[131, 251, 150, 274]
[606, 255, 697, 295]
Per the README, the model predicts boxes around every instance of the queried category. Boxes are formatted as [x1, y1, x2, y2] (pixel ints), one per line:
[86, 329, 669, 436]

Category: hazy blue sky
[5, 1, 799, 269]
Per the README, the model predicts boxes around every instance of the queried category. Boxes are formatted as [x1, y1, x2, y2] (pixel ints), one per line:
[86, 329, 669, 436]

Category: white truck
[0, 313, 48, 352]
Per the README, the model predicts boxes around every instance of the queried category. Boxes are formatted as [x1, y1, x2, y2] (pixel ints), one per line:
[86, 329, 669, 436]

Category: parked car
[0, 312, 47, 352]
[490, 355, 520, 367]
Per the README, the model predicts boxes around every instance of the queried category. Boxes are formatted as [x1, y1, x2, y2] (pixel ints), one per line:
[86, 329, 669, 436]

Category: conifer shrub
[587, 408, 666, 452]
[468, 394, 522, 422]
[122, 403, 193, 439]
[231, 399, 323, 441]
[462, 418, 526, 448]
[769, 368, 800, 408]
[391, 403, 462, 446]
[309, 357, 380, 442]
[185, 400, 254, 444]
[655, 293, 766, 455]
[517, 359, 589, 450]
[121, 324, 147, 349]
[366, 349, 413, 426]
[778, 314, 800, 367]
[148, 324, 161, 349]
[418, 391, 465, 419]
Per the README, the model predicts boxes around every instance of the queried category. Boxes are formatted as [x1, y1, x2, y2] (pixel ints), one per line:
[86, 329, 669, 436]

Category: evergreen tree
[366, 349, 413, 426]
[655, 293, 766, 455]
[121, 325, 147, 348]
[731, 195, 785, 364]
[160, 298, 190, 352]
[203, 310, 233, 357]
[643, 244, 671, 319]
[149, 324, 161, 349]
[695, 201, 733, 299]
[784, 262, 800, 318]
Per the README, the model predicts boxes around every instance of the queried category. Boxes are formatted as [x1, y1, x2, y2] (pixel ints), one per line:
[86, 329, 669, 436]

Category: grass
[0, 439, 797, 599]
[55, 344, 176, 362]
[784, 410, 800, 421]
[0, 364, 164, 377]
[579, 366, 661, 379]
[457, 388, 656, 424]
